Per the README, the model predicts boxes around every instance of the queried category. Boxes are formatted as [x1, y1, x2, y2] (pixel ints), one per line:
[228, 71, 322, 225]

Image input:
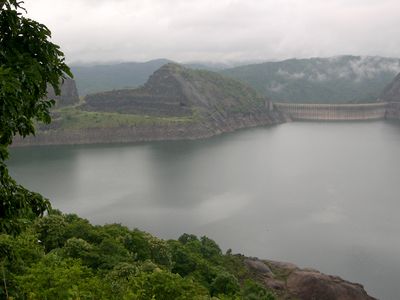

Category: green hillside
[82, 63, 266, 119]
[0, 210, 277, 299]
[220, 56, 400, 103]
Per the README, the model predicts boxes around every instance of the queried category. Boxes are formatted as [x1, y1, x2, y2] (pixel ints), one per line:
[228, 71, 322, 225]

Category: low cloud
[24, 0, 400, 63]
[277, 69, 306, 80]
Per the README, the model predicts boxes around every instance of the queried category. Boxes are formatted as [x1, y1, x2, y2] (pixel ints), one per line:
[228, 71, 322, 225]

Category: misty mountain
[83, 63, 267, 118]
[70, 59, 172, 96]
[71, 59, 257, 96]
[380, 72, 400, 102]
[220, 56, 400, 103]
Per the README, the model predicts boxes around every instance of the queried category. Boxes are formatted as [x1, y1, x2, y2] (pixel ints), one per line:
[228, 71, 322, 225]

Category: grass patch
[52, 107, 195, 130]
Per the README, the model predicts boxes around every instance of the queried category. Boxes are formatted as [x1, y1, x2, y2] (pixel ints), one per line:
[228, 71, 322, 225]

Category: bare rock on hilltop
[286, 269, 376, 300]
[244, 258, 376, 300]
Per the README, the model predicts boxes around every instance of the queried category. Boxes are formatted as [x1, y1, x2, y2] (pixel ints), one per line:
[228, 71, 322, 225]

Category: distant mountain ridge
[71, 59, 172, 96]
[220, 55, 400, 103]
[71, 56, 400, 104]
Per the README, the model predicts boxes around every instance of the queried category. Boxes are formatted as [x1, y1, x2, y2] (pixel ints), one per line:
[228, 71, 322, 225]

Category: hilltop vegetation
[83, 63, 266, 118]
[0, 210, 276, 300]
[48, 63, 268, 131]
[220, 56, 400, 103]
[14, 63, 281, 146]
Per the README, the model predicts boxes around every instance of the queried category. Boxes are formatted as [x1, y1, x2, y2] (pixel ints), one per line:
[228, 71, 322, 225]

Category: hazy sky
[25, 0, 400, 63]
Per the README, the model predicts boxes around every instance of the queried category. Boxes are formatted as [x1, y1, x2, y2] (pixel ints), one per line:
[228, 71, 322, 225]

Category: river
[8, 121, 400, 299]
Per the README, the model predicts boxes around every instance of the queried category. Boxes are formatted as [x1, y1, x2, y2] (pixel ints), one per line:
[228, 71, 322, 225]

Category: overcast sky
[24, 0, 400, 64]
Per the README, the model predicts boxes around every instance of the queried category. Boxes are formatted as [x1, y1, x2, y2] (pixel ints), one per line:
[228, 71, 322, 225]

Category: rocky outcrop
[244, 258, 376, 300]
[47, 77, 79, 107]
[14, 64, 284, 146]
[83, 63, 268, 118]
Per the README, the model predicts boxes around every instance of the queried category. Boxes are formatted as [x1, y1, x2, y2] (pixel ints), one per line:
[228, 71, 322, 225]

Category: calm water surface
[9, 122, 400, 299]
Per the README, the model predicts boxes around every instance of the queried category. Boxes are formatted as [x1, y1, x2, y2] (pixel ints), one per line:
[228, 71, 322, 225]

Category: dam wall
[385, 102, 400, 119]
[273, 102, 388, 121]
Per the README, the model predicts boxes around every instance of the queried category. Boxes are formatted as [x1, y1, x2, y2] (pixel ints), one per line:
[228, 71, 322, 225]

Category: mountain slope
[83, 63, 267, 120]
[220, 56, 400, 103]
[71, 59, 172, 96]
[380, 72, 400, 102]
[15, 64, 281, 146]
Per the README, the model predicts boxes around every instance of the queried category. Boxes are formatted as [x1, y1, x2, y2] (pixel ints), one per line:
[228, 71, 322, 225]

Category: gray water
[8, 121, 400, 299]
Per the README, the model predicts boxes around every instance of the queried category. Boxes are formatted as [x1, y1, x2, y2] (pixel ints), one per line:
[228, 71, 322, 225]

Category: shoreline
[12, 112, 286, 147]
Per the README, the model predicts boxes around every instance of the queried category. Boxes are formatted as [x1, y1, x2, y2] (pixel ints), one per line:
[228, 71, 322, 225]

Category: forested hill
[1, 211, 376, 299]
[83, 63, 267, 119]
[71, 56, 400, 104]
[380, 72, 400, 102]
[71, 59, 172, 96]
[220, 56, 400, 103]
[15, 63, 281, 146]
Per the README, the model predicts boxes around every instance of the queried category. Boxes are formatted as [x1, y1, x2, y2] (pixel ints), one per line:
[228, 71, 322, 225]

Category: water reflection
[8, 121, 400, 299]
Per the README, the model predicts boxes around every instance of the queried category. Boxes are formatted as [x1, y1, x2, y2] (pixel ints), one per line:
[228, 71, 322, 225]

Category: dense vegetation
[220, 56, 400, 103]
[0, 0, 70, 234]
[1, 210, 276, 299]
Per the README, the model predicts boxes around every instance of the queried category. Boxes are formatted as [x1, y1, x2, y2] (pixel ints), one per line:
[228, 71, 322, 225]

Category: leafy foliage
[1, 213, 277, 299]
[0, 0, 71, 234]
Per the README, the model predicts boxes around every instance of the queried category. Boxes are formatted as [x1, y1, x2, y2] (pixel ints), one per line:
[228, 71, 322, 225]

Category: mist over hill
[70, 59, 254, 96]
[71, 56, 400, 104]
[71, 59, 172, 96]
[220, 56, 400, 103]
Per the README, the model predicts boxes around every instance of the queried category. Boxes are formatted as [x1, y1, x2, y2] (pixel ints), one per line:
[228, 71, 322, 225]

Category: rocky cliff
[46, 77, 80, 107]
[83, 63, 269, 118]
[244, 258, 376, 300]
[14, 64, 283, 146]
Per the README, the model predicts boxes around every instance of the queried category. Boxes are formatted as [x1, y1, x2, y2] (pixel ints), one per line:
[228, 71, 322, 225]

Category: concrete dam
[273, 102, 398, 121]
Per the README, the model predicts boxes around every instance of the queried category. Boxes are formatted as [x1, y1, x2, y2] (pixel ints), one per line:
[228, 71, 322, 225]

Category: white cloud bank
[24, 0, 400, 63]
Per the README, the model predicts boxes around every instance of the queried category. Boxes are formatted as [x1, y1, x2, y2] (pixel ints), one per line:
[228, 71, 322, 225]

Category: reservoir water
[8, 121, 400, 299]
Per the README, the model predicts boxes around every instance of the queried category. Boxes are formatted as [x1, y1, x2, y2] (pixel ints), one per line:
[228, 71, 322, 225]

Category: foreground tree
[0, 0, 71, 233]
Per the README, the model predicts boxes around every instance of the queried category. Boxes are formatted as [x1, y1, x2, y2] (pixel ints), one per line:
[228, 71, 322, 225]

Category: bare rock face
[286, 269, 376, 300]
[380, 72, 400, 102]
[47, 77, 79, 107]
[244, 259, 376, 300]
[83, 63, 267, 120]
[244, 258, 274, 276]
